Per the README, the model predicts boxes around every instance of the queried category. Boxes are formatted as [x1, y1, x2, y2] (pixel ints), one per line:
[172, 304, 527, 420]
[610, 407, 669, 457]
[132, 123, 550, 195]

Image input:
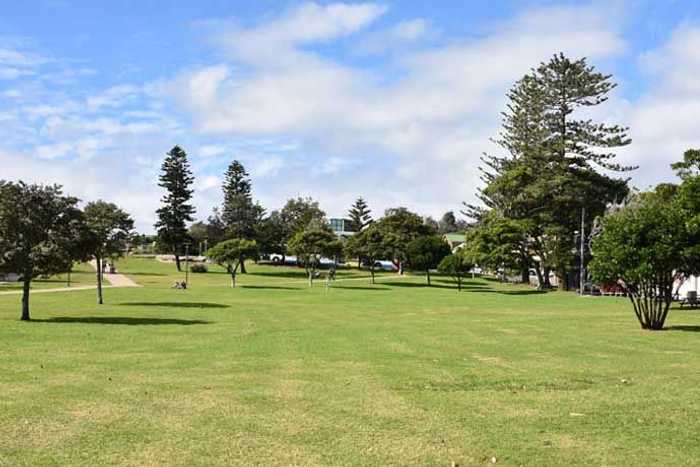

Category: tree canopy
[221, 160, 264, 241]
[375, 207, 434, 274]
[288, 226, 342, 286]
[347, 197, 373, 232]
[407, 235, 451, 286]
[155, 145, 196, 271]
[437, 253, 474, 291]
[206, 238, 258, 288]
[589, 188, 690, 330]
[84, 200, 134, 304]
[464, 54, 632, 289]
[0, 182, 90, 320]
[344, 223, 386, 283]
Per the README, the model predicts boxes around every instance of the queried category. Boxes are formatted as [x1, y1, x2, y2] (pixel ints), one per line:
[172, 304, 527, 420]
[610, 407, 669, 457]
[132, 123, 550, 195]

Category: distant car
[373, 260, 398, 271]
[269, 254, 297, 265]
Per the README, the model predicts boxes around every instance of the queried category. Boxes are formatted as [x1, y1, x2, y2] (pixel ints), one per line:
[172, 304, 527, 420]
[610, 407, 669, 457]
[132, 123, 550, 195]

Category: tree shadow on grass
[32, 317, 210, 325]
[123, 272, 168, 277]
[331, 286, 390, 291]
[384, 281, 457, 290]
[245, 271, 312, 279]
[664, 325, 700, 333]
[240, 285, 299, 290]
[118, 302, 230, 309]
[478, 289, 548, 296]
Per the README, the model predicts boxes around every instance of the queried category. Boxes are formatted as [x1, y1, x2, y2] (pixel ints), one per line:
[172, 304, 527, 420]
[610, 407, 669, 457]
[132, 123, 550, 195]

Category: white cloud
[5, 2, 696, 232]
[198, 144, 227, 157]
[617, 25, 700, 189]
[209, 2, 387, 66]
[353, 18, 430, 55]
[172, 3, 629, 219]
[35, 141, 72, 159]
[86, 84, 139, 111]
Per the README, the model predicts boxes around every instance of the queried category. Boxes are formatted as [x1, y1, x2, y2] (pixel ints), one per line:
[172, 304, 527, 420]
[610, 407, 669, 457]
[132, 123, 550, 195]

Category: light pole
[184, 242, 191, 289]
[580, 207, 585, 296]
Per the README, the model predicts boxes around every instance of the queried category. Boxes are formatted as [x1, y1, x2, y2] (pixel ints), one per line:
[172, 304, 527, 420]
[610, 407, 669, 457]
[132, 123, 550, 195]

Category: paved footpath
[89, 261, 141, 288]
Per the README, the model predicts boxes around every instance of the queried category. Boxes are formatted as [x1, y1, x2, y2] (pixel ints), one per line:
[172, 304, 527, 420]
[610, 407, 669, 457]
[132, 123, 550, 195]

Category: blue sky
[2, 1, 700, 231]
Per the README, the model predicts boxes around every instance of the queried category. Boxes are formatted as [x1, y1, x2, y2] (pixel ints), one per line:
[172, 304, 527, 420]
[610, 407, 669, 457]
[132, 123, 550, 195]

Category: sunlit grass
[1, 258, 700, 465]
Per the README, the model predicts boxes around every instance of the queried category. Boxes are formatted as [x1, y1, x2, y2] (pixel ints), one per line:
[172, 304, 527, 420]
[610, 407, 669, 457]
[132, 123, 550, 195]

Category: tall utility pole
[580, 207, 585, 295]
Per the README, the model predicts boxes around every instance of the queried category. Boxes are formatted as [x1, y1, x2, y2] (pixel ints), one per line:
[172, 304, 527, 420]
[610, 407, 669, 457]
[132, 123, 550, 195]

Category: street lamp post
[580, 207, 585, 296]
[184, 243, 191, 289]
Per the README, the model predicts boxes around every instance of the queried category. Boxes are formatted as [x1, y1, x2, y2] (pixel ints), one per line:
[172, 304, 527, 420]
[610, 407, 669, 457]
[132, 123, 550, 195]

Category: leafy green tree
[347, 197, 372, 232]
[206, 238, 258, 288]
[437, 253, 474, 291]
[589, 187, 690, 330]
[280, 197, 326, 239]
[407, 235, 451, 286]
[376, 207, 434, 274]
[463, 215, 530, 283]
[155, 145, 195, 271]
[671, 149, 700, 180]
[288, 227, 342, 287]
[344, 223, 386, 284]
[84, 201, 134, 304]
[0, 182, 90, 320]
[257, 210, 287, 257]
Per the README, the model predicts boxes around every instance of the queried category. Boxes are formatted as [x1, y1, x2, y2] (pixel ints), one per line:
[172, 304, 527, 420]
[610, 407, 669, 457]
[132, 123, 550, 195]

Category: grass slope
[1, 258, 700, 466]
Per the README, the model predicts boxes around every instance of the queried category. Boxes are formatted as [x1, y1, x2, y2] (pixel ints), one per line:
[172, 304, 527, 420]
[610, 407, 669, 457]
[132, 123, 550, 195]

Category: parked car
[373, 260, 398, 271]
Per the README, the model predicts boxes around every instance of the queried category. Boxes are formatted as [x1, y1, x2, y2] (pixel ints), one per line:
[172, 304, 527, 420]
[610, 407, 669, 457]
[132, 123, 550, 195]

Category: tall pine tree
[467, 54, 632, 289]
[155, 145, 195, 271]
[221, 160, 263, 273]
[347, 197, 372, 232]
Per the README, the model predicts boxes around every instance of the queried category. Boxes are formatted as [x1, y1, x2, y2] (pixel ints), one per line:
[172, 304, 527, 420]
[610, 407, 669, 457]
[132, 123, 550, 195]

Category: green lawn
[0, 262, 95, 292]
[1, 258, 700, 466]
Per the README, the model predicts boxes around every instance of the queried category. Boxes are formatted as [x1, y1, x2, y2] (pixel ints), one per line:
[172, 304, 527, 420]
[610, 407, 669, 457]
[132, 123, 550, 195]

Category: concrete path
[89, 261, 141, 288]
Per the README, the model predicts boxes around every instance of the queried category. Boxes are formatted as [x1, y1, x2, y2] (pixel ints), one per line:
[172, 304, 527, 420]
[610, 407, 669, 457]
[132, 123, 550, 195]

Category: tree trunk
[520, 247, 530, 283]
[175, 254, 182, 271]
[557, 268, 567, 291]
[426, 269, 431, 286]
[534, 266, 544, 289]
[308, 269, 314, 287]
[240, 259, 247, 274]
[21, 277, 31, 321]
[230, 272, 236, 288]
[543, 267, 552, 288]
[370, 267, 375, 284]
[457, 276, 462, 291]
[629, 293, 671, 330]
[96, 256, 104, 305]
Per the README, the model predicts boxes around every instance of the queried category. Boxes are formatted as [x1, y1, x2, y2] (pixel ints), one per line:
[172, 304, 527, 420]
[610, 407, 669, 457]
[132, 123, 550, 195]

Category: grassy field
[0, 262, 95, 292]
[1, 258, 700, 466]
